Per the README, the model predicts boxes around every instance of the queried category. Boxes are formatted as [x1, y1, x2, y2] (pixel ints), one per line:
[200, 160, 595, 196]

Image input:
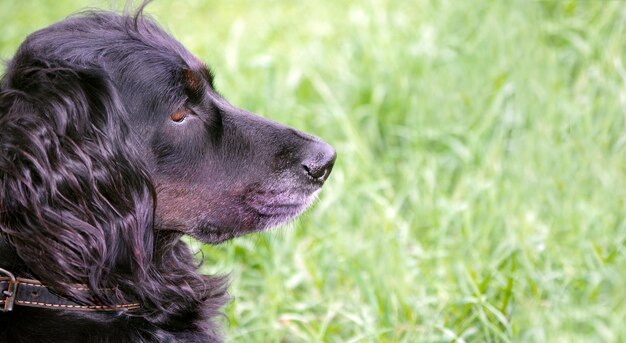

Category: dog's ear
[0, 56, 155, 305]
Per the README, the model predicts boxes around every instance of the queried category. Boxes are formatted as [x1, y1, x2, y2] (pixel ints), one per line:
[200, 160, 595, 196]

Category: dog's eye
[170, 109, 187, 123]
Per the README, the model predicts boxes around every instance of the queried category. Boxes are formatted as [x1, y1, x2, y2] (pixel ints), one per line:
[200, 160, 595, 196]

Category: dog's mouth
[249, 203, 308, 216]
[242, 188, 320, 233]
[243, 187, 319, 217]
[154, 176, 326, 244]
[226, 189, 319, 243]
[180, 186, 321, 244]
[245, 199, 317, 225]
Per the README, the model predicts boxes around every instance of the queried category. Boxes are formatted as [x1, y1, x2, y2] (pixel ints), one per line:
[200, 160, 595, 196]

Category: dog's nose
[301, 141, 336, 183]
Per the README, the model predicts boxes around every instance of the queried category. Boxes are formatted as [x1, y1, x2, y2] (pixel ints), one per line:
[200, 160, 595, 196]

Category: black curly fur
[0, 4, 335, 342]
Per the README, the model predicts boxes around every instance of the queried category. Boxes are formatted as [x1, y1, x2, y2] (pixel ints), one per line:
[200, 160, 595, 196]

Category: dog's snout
[301, 141, 336, 183]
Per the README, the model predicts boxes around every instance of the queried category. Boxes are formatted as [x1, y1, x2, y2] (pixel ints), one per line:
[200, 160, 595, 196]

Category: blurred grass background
[2, 0, 626, 342]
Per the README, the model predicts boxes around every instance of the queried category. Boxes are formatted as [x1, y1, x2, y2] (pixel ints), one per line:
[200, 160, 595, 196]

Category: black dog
[0, 5, 335, 342]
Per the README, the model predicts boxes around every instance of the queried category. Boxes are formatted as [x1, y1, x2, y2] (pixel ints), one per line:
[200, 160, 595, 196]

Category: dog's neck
[0, 232, 227, 339]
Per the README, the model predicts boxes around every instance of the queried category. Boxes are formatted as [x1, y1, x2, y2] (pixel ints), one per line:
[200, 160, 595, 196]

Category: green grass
[2, 0, 626, 341]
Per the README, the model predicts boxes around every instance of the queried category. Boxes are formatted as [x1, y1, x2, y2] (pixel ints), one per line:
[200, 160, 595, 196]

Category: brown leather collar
[0, 267, 140, 312]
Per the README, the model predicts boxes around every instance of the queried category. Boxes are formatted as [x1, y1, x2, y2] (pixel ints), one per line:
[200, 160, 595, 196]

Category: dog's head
[97, 14, 337, 244]
[0, 10, 334, 300]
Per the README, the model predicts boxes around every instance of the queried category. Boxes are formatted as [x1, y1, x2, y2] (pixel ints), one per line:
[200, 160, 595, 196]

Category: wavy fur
[0, 4, 335, 342]
[0, 11, 227, 343]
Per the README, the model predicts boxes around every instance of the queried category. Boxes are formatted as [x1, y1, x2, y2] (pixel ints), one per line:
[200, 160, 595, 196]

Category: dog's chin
[193, 190, 320, 244]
